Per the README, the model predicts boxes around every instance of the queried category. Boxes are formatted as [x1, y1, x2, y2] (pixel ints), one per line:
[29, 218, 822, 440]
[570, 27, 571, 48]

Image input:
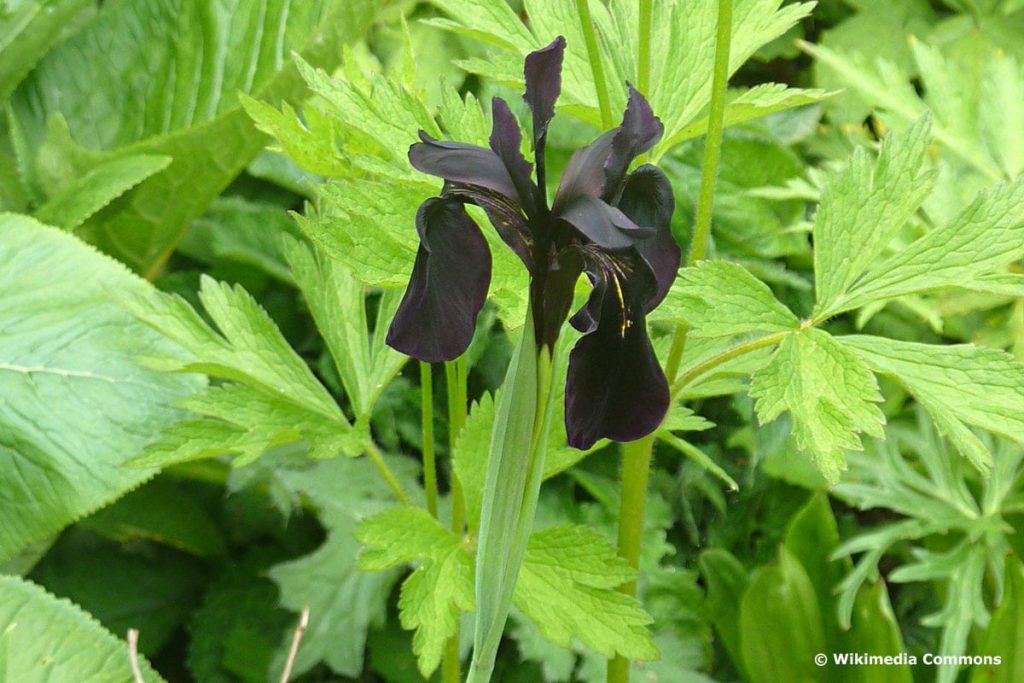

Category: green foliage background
[2, 1, 1024, 682]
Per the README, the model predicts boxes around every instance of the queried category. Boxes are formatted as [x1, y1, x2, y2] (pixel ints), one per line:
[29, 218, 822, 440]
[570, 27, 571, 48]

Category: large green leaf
[0, 0, 92, 102]
[0, 575, 165, 682]
[0, 215, 198, 563]
[10, 0, 379, 275]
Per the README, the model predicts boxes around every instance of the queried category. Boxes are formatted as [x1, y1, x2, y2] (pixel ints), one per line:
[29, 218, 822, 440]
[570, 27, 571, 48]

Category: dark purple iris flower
[386, 36, 680, 450]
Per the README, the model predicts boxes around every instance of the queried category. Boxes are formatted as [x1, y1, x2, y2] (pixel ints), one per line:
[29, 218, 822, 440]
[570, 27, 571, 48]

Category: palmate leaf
[803, 31, 1024, 184]
[283, 238, 408, 420]
[749, 328, 885, 484]
[428, 0, 820, 156]
[653, 260, 800, 337]
[357, 508, 475, 677]
[0, 215, 199, 563]
[122, 275, 362, 467]
[10, 0, 378, 275]
[812, 116, 936, 319]
[839, 336, 1024, 472]
[0, 576, 165, 682]
[513, 525, 658, 662]
[357, 510, 658, 676]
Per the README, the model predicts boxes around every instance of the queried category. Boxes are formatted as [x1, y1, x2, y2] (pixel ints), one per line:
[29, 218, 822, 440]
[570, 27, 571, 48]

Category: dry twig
[127, 628, 144, 683]
[279, 607, 310, 683]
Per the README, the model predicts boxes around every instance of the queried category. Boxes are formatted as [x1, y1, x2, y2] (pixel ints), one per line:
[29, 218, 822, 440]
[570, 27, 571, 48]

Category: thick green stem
[443, 357, 468, 683]
[637, 0, 653, 96]
[364, 443, 411, 506]
[446, 357, 467, 535]
[421, 362, 438, 518]
[576, 0, 614, 129]
[609, 3, 733, 682]
[687, 0, 733, 267]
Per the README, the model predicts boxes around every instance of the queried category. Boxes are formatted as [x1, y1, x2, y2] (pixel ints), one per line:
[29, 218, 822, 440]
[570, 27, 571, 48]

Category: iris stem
[576, 0, 614, 129]
[608, 3, 733, 682]
[443, 356, 468, 683]
[421, 361, 438, 518]
[365, 442, 411, 506]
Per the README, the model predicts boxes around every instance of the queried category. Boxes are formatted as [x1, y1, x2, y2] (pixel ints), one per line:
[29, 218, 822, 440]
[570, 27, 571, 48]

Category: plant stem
[576, 0, 614, 129]
[637, 0, 653, 96]
[446, 357, 468, 535]
[671, 331, 789, 397]
[688, 0, 733, 267]
[421, 361, 438, 518]
[364, 442, 411, 506]
[443, 357, 468, 683]
[608, 3, 733, 682]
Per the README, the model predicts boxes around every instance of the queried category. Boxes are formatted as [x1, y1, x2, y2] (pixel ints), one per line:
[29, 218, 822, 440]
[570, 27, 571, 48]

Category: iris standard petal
[552, 131, 616, 211]
[564, 272, 669, 448]
[603, 86, 664, 197]
[558, 195, 653, 250]
[489, 97, 540, 218]
[523, 36, 566, 158]
[386, 198, 492, 362]
[617, 165, 679, 309]
[409, 131, 519, 201]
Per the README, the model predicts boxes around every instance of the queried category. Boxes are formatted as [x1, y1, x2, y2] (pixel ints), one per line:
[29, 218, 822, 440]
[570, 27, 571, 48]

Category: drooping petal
[617, 164, 679, 309]
[558, 195, 653, 250]
[387, 198, 491, 362]
[563, 259, 669, 448]
[443, 181, 533, 268]
[489, 97, 540, 219]
[523, 36, 566, 163]
[410, 131, 519, 201]
[603, 85, 664, 197]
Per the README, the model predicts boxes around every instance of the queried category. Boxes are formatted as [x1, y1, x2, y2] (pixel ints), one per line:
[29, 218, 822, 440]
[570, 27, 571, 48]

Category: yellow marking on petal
[610, 272, 627, 338]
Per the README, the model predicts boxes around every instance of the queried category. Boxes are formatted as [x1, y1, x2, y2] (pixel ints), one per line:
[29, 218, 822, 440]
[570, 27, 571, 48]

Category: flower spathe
[386, 36, 680, 449]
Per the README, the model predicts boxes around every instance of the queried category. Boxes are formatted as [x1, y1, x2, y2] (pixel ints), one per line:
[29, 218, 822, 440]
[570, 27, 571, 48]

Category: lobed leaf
[750, 328, 885, 484]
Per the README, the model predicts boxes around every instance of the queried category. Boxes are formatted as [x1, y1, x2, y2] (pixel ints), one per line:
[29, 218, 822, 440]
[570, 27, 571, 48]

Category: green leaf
[739, 547, 824, 683]
[78, 477, 225, 557]
[837, 176, 1024, 313]
[971, 558, 1024, 683]
[358, 507, 474, 677]
[659, 84, 831, 151]
[33, 154, 170, 231]
[699, 549, 749, 678]
[653, 260, 800, 337]
[750, 328, 885, 483]
[129, 384, 361, 468]
[430, 0, 812, 151]
[123, 275, 342, 420]
[267, 456, 413, 679]
[839, 335, 1024, 473]
[783, 493, 847, 640]
[29, 532, 203, 655]
[513, 525, 658, 661]
[0, 575, 165, 682]
[0, 0, 92, 102]
[0, 215, 198, 563]
[179, 197, 300, 282]
[812, 116, 936, 319]
[11, 0, 379, 274]
[284, 238, 407, 419]
[843, 581, 912, 683]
